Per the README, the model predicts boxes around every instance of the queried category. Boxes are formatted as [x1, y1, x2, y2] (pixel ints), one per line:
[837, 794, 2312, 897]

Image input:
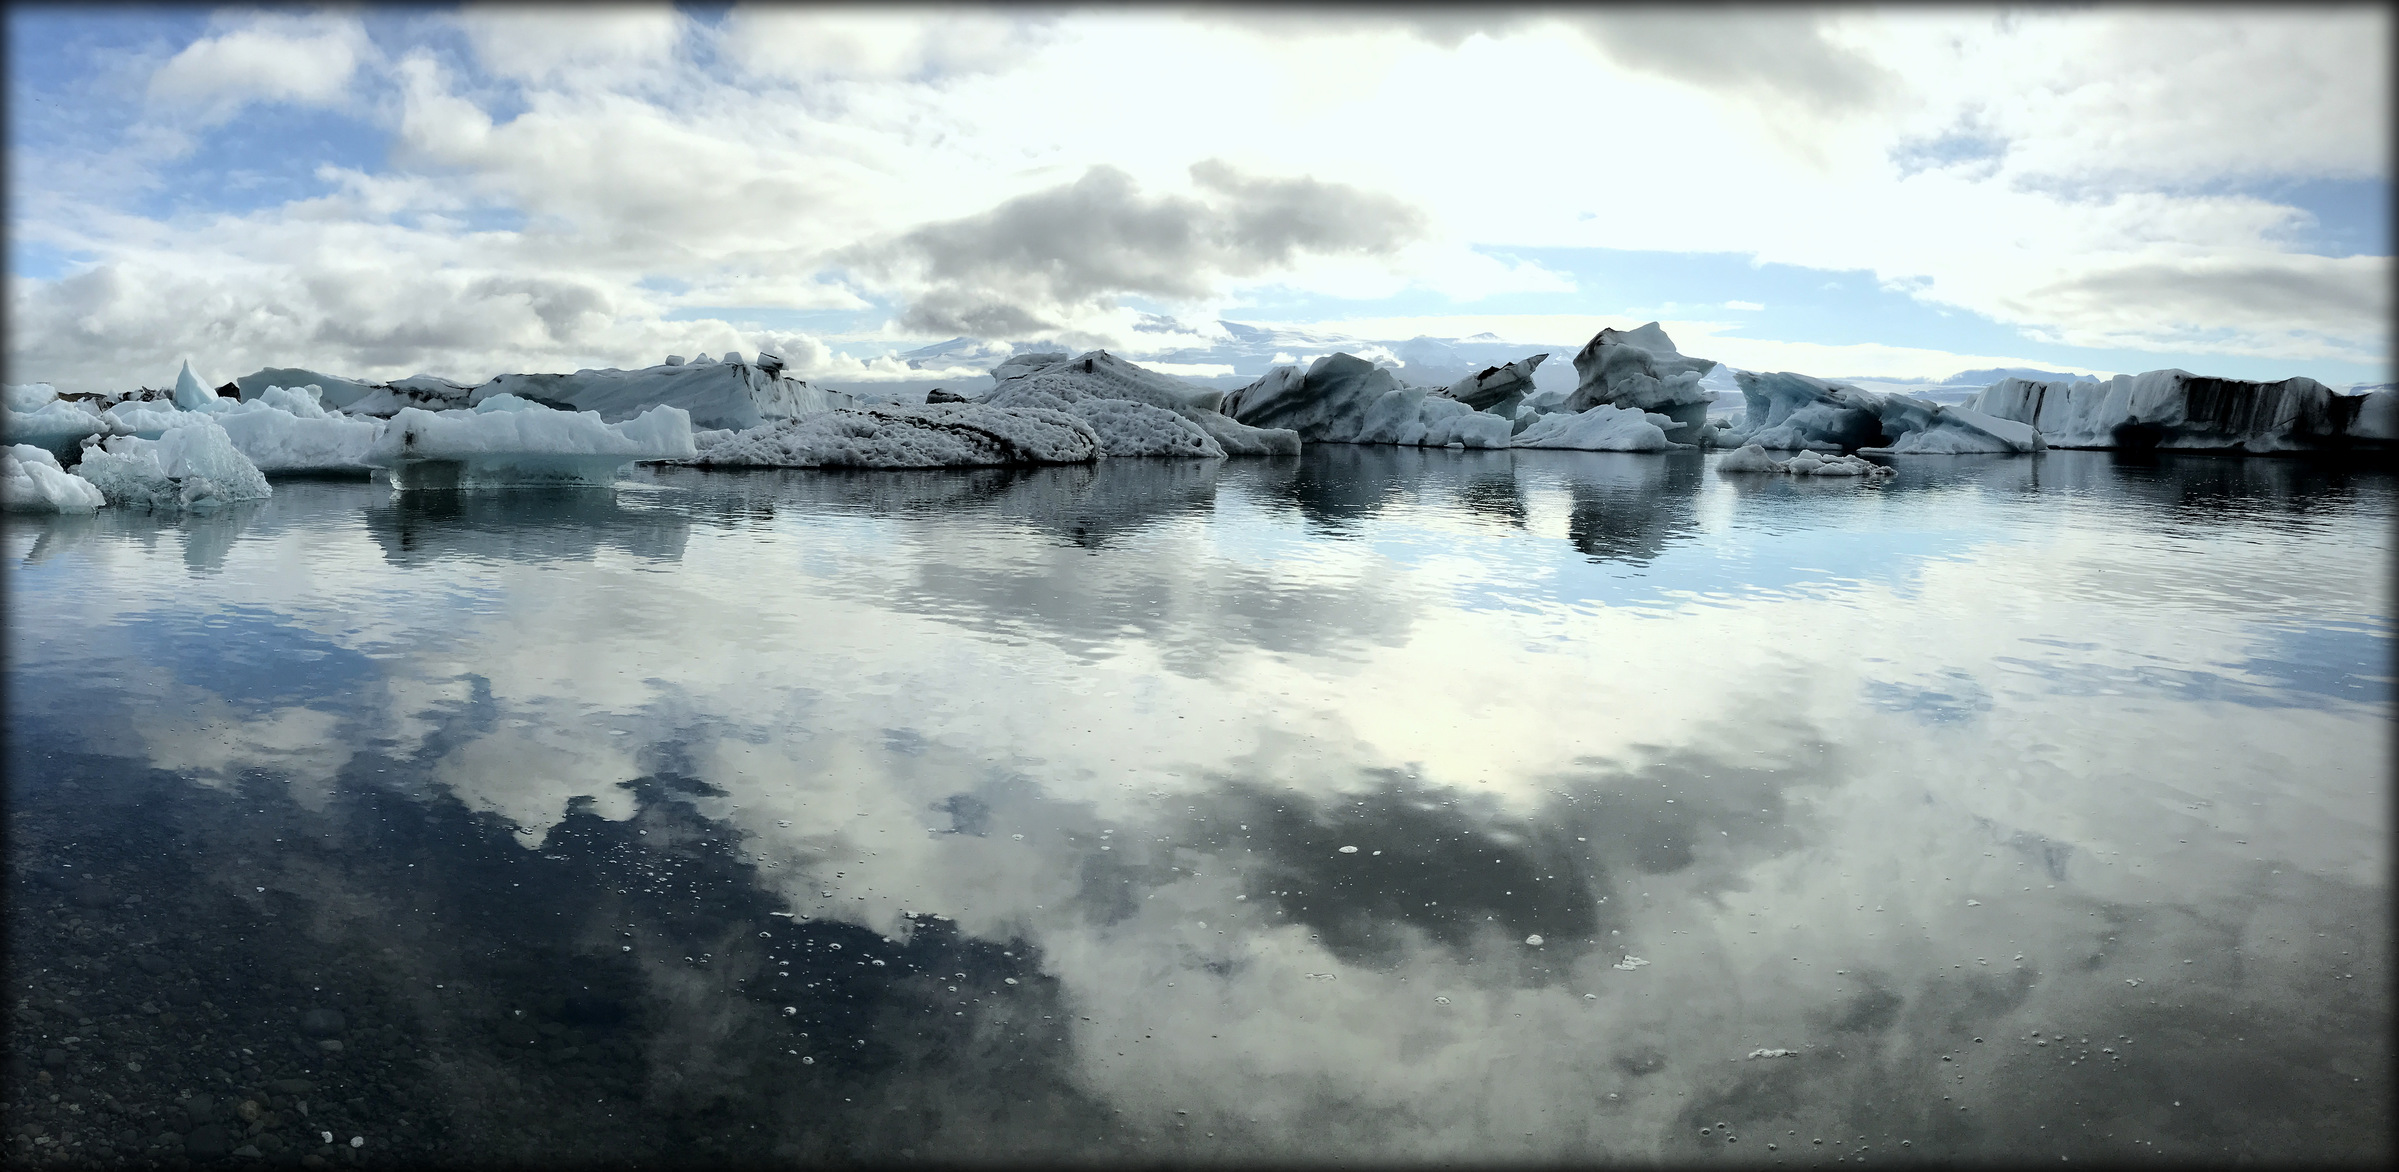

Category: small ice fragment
[1613, 955, 1650, 971]
[1338, 845, 1359, 854]
[1012, 834, 1024, 840]
[1004, 978, 1018, 985]
[801, 1056, 814, 1065]
[1525, 934, 1545, 946]
[1584, 993, 1597, 1000]
[783, 1006, 798, 1016]
[1434, 996, 1451, 1005]
[1966, 900, 1981, 906]
[1748, 1048, 1796, 1059]
[350, 1138, 364, 1149]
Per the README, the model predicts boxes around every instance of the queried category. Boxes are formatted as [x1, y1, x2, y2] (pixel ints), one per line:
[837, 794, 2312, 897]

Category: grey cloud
[851, 162, 1426, 337]
[1568, 8, 1896, 116]
[2010, 259, 2390, 338]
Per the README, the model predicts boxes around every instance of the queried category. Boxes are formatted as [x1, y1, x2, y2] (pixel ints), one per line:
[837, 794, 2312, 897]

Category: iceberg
[77, 419, 274, 510]
[212, 385, 385, 475]
[1563, 323, 1718, 438]
[1727, 371, 2042, 454]
[234, 366, 387, 411]
[2, 443, 106, 512]
[1968, 371, 2399, 452]
[986, 350, 1298, 457]
[172, 360, 229, 413]
[3, 384, 108, 460]
[470, 355, 850, 431]
[692, 403, 1101, 469]
[1510, 403, 1688, 452]
[1221, 354, 1513, 449]
[1440, 354, 1548, 417]
[365, 401, 697, 489]
[1715, 442, 1894, 479]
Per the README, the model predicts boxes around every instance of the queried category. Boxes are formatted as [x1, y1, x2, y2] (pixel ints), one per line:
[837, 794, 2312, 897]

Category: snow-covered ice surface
[1969, 372, 2399, 452]
[692, 403, 1101, 469]
[1728, 371, 2044, 454]
[1, 443, 105, 512]
[1222, 353, 1513, 449]
[366, 402, 697, 488]
[986, 350, 1295, 456]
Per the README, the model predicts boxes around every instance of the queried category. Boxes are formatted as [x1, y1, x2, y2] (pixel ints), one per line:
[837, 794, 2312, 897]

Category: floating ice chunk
[1223, 354, 1510, 449]
[172, 360, 228, 413]
[987, 383, 1225, 458]
[1613, 955, 1651, 971]
[988, 350, 1295, 456]
[1440, 354, 1548, 416]
[1525, 934, 1545, 946]
[233, 367, 387, 411]
[3, 386, 107, 460]
[472, 357, 847, 431]
[80, 420, 273, 509]
[1716, 443, 1784, 473]
[366, 403, 696, 488]
[1511, 403, 1688, 451]
[2, 444, 105, 512]
[692, 403, 1100, 469]
[1564, 323, 1719, 438]
[1338, 845, 1359, 854]
[1746, 1048, 1797, 1059]
[5, 383, 58, 413]
[1969, 371, 2395, 452]
[214, 387, 384, 474]
[1728, 371, 2037, 454]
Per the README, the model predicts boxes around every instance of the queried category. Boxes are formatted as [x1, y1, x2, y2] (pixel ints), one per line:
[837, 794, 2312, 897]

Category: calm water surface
[5, 448, 2391, 1166]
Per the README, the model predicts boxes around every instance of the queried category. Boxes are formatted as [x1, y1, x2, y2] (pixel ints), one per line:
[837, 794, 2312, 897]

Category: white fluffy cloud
[145, 10, 373, 126]
[8, 6, 2389, 392]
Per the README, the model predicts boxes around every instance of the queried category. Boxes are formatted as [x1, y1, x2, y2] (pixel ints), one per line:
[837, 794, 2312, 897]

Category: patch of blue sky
[128, 105, 394, 221]
[7, 238, 94, 282]
[2240, 177, 2391, 259]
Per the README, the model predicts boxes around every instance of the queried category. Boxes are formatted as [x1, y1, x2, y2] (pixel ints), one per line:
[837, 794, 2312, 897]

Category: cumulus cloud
[144, 11, 373, 125]
[716, 3, 1052, 82]
[452, 2, 688, 86]
[848, 161, 1427, 338]
[1567, 8, 1897, 117]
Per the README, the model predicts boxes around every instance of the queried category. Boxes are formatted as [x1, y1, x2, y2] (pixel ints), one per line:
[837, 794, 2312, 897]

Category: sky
[5, 3, 2391, 395]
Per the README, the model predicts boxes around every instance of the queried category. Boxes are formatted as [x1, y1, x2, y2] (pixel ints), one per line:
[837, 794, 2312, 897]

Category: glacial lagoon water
[5, 447, 2391, 1165]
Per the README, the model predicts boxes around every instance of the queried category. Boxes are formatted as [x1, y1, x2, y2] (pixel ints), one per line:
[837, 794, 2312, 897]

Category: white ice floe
[77, 419, 273, 510]
[1727, 371, 2041, 454]
[1612, 955, 1651, 971]
[1968, 371, 2399, 452]
[692, 403, 1101, 469]
[470, 354, 849, 432]
[2, 444, 106, 512]
[1716, 443, 1894, 478]
[987, 350, 1297, 457]
[1562, 323, 1719, 439]
[1746, 1048, 1798, 1059]
[365, 402, 696, 488]
[213, 386, 385, 474]
[1221, 354, 1513, 449]
[1511, 403, 1689, 452]
[3, 384, 108, 459]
